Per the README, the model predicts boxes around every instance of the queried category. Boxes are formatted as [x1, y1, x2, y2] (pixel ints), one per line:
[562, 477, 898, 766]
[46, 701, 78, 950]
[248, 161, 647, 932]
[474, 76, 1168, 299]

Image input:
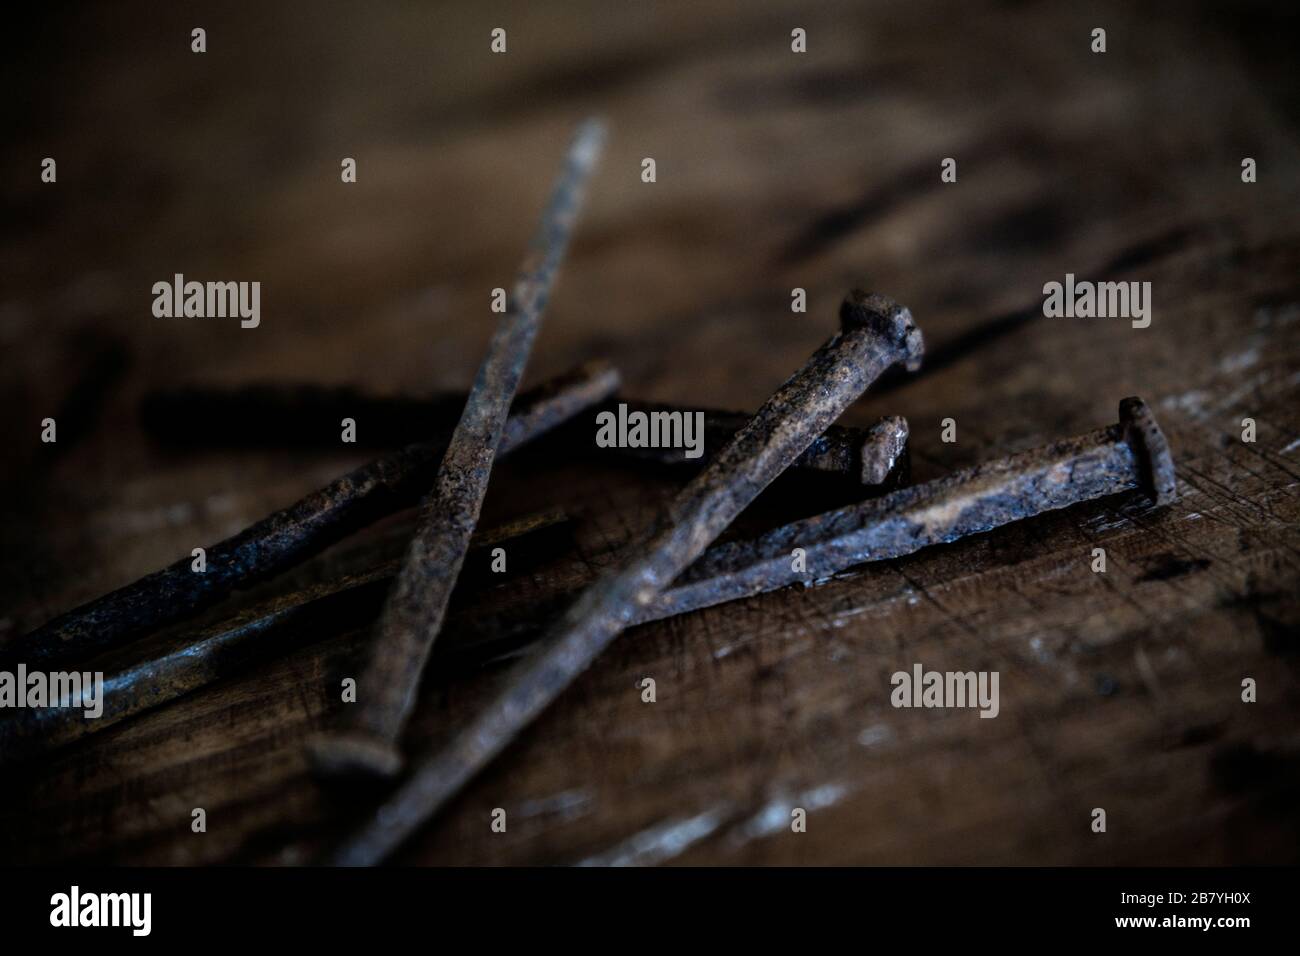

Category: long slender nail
[0, 401, 900, 760]
[141, 387, 907, 485]
[21, 397, 1164, 763]
[326, 289, 924, 864]
[601, 407, 908, 485]
[217, 392, 1163, 672]
[0, 510, 573, 764]
[3, 362, 619, 670]
[309, 119, 607, 780]
[646, 396, 1176, 618]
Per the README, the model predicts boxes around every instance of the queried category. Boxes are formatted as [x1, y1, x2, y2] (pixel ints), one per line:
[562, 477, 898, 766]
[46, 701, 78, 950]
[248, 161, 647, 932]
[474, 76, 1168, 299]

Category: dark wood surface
[1, 0, 1298, 865]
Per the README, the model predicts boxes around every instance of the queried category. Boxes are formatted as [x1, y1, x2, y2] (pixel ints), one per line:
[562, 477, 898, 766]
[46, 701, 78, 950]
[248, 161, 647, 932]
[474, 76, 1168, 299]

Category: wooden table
[2, 0, 1298, 865]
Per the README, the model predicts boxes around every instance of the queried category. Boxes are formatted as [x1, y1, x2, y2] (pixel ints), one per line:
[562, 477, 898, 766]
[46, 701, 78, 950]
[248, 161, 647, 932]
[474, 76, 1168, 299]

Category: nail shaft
[1, 400, 903, 758]
[600, 407, 908, 485]
[647, 396, 1176, 618]
[310, 119, 607, 778]
[458, 398, 1173, 647]
[141, 385, 909, 485]
[3, 362, 619, 669]
[0, 510, 574, 764]
[327, 289, 924, 863]
[19, 399, 1168, 764]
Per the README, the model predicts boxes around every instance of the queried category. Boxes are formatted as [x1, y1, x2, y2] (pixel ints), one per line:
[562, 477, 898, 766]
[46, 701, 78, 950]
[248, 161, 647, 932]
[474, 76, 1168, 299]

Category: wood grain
[1, 0, 1297, 865]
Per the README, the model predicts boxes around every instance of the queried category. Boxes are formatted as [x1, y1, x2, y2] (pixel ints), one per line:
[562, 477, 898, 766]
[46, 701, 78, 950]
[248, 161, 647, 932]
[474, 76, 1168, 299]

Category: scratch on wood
[575, 806, 732, 866]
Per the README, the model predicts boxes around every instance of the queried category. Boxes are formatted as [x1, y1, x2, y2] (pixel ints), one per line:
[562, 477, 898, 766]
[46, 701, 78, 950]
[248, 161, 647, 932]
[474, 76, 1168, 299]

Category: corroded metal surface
[327, 289, 924, 864]
[652, 396, 1176, 617]
[309, 119, 607, 780]
[3, 400, 1173, 769]
[2, 362, 618, 670]
[141, 387, 909, 484]
[600, 405, 909, 485]
[0, 510, 574, 764]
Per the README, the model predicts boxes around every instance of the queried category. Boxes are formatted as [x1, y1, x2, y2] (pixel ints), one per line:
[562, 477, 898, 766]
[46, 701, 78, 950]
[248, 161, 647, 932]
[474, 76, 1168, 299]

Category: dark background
[1, 1, 1298, 864]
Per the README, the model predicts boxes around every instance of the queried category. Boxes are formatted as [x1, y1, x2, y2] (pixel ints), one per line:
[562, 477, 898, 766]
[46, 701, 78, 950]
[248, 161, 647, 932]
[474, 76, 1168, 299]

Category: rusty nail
[0, 509, 574, 765]
[308, 119, 607, 779]
[646, 396, 1176, 617]
[3, 362, 619, 670]
[404, 398, 1171, 662]
[19, 396, 1167, 764]
[325, 288, 924, 863]
[141, 386, 908, 486]
[601, 407, 908, 485]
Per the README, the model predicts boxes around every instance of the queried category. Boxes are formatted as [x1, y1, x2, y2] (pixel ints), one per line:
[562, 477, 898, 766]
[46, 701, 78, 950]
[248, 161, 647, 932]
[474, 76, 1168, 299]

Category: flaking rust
[418, 398, 1175, 653]
[651, 396, 1175, 616]
[11, 399, 1174, 770]
[3, 362, 619, 670]
[599, 405, 909, 486]
[0, 410, 910, 762]
[322, 395, 1173, 866]
[0, 510, 574, 764]
[310, 119, 608, 779]
[326, 288, 925, 865]
[142, 386, 908, 486]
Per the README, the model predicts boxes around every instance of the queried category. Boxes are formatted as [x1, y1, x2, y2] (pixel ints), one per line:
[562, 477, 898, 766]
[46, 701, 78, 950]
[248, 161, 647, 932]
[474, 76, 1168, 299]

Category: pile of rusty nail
[0, 119, 1176, 865]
